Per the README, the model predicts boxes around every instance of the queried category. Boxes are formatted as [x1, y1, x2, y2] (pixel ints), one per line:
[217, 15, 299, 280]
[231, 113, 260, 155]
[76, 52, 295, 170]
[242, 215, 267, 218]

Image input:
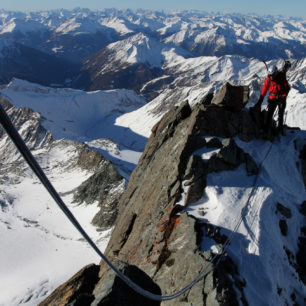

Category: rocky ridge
[40, 83, 306, 305]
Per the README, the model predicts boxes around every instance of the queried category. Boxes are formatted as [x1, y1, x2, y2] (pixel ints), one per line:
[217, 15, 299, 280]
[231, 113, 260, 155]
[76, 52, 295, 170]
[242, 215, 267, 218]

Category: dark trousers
[264, 98, 286, 133]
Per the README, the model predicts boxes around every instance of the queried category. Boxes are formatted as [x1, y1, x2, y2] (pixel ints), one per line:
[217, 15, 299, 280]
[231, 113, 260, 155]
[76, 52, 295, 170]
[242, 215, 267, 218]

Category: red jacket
[261, 71, 290, 100]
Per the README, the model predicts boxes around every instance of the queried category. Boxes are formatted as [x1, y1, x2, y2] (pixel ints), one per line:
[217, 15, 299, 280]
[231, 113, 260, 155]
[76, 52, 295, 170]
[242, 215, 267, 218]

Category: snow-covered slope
[0, 81, 148, 306]
[0, 137, 111, 306]
[0, 103, 112, 306]
[95, 33, 166, 70]
[1, 79, 146, 147]
[184, 131, 306, 305]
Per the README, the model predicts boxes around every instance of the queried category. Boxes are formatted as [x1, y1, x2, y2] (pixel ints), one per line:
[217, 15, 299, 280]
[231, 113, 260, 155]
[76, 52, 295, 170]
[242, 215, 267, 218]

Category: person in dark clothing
[256, 62, 291, 136]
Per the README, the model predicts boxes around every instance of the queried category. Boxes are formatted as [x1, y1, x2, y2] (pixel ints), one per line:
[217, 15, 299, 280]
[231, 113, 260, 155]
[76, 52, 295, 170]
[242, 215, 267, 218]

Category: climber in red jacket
[256, 62, 291, 136]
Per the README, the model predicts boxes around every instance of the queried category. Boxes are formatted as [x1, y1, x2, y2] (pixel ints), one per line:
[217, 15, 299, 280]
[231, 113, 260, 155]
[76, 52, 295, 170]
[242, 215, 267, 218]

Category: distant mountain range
[0, 9, 305, 93]
[0, 8, 306, 306]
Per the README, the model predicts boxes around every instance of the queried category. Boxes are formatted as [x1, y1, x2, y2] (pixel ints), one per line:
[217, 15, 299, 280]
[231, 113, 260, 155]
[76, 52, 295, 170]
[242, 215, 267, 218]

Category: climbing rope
[0, 102, 273, 302]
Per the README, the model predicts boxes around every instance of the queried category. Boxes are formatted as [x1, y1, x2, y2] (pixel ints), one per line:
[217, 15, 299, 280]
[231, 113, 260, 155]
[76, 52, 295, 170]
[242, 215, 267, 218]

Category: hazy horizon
[0, 0, 304, 19]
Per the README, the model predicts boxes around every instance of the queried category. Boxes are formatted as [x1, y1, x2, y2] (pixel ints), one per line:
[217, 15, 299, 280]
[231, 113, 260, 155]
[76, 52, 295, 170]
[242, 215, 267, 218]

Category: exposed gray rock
[239, 108, 261, 142]
[276, 203, 292, 219]
[207, 139, 258, 176]
[200, 92, 214, 107]
[279, 219, 288, 236]
[299, 145, 306, 188]
[183, 155, 207, 205]
[73, 161, 125, 230]
[38, 264, 99, 306]
[206, 137, 222, 149]
[0, 97, 53, 153]
[208, 138, 244, 173]
[211, 82, 249, 111]
[92, 261, 161, 306]
[245, 153, 259, 176]
[296, 226, 306, 285]
[300, 201, 306, 216]
[219, 138, 244, 167]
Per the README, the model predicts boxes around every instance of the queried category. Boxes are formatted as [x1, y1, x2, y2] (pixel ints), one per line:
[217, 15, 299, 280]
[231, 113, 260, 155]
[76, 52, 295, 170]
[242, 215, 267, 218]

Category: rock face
[73, 147, 125, 230]
[41, 84, 261, 305]
[211, 82, 249, 111]
[38, 264, 100, 306]
[300, 145, 306, 188]
[297, 201, 306, 285]
[92, 261, 161, 306]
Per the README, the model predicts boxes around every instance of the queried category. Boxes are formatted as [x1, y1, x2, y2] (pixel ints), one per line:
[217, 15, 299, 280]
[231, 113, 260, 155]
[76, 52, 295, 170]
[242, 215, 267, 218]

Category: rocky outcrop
[38, 264, 100, 306]
[0, 97, 125, 231]
[95, 84, 257, 305]
[211, 82, 249, 111]
[296, 201, 306, 285]
[183, 155, 207, 205]
[73, 147, 125, 230]
[207, 138, 258, 175]
[92, 261, 161, 306]
[41, 84, 261, 305]
[0, 97, 53, 153]
[300, 145, 306, 188]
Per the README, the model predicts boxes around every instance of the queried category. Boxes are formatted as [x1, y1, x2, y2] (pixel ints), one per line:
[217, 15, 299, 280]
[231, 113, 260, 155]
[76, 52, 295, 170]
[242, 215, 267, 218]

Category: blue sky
[0, 0, 304, 18]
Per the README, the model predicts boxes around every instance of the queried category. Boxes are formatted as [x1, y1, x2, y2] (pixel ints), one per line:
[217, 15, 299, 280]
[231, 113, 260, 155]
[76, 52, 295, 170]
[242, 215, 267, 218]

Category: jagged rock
[207, 139, 259, 176]
[196, 104, 240, 138]
[279, 219, 288, 236]
[183, 155, 207, 205]
[44, 85, 253, 306]
[219, 138, 244, 167]
[211, 82, 249, 111]
[204, 271, 214, 295]
[206, 137, 222, 148]
[73, 163, 125, 230]
[296, 226, 306, 285]
[95, 93, 250, 305]
[208, 153, 235, 173]
[39, 264, 99, 306]
[299, 145, 306, 188]
[203, 223, 228, 245]
[208, 138, 244, 172]
[212, 255, 247, 306]
[300, 201, 306, 216]
[245, 153, 259, 176]
[77, 148, 108, 171]
[200, 92, 214, 107]
[0, 97, 53, 151]
[92, 261, 161, 306]
[72, 144, 126, 230]
[277, 203, 292, 219]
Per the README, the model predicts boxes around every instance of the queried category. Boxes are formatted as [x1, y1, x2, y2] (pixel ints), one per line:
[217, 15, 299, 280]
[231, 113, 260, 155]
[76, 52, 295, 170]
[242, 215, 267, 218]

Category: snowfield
[0, 141, 112, 306]
[186, 132, 306, 305]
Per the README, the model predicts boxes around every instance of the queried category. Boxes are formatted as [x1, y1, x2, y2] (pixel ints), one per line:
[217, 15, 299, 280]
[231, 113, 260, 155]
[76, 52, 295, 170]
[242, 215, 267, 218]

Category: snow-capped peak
[106, 33, 165, 68]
